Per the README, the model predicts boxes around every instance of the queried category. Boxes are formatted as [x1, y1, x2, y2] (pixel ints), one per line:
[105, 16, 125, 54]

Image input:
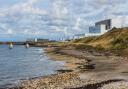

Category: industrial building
[87, 18, 124, 36]
[73, 17, 127, 39]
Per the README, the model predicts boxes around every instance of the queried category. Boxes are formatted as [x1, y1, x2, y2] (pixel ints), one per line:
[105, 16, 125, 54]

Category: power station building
[87, 18, 124, 36]
[74, 17, 127, 39]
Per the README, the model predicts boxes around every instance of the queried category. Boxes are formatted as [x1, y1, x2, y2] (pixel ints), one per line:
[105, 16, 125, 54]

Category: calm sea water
[0, 45, 64, 87]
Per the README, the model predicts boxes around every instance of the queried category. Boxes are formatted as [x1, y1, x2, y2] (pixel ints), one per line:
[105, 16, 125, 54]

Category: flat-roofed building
[87, 17, 124, 36]
[95, 18, 123, 30]
[95, 19, 111, 30]
[111, 18, 123, 28]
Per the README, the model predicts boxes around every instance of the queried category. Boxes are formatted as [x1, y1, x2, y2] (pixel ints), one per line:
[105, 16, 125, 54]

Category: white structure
[111, 16, 128, 28]
[9, 43, 13, 49]
[111, 17, 124, 28]
[86, 17, 127, 36]
[100, 24, 107, 34]
[73, 34, 85, 39]
[34, 38, 37, 42]
[72, 17, 128, 39]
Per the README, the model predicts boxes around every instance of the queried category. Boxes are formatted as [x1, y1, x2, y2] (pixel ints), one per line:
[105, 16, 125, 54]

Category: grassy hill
[48, 27, 128, 56]
[88, 27, 128, 49]
[72, 27, 128, 56]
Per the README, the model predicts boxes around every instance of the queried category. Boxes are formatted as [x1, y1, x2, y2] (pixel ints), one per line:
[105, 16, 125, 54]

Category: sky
[0, 0, 128, 41]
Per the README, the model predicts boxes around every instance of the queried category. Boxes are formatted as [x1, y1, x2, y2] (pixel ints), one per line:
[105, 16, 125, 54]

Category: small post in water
[25, 43, 29, 48]
[9, 43, 13, 49]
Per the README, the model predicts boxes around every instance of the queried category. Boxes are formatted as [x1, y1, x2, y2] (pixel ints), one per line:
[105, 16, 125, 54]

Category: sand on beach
[10, 46, 128, 89]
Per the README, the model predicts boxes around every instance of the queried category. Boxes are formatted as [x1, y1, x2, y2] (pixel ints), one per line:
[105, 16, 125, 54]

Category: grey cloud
[0, 0, 127, 39]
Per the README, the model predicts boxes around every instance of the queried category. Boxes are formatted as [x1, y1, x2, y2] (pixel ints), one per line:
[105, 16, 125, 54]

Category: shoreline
[9, 46, 128, 89]
[44, 46, 128, 88]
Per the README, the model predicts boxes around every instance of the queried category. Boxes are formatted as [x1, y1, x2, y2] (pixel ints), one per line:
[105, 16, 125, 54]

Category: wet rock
[57, 69, 73, 73]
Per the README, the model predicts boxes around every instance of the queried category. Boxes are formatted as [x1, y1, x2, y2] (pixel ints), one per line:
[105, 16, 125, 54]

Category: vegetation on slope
[89, 27, 128, 49]
[48, 27, 128, 56]
[72, 27, 128, 56]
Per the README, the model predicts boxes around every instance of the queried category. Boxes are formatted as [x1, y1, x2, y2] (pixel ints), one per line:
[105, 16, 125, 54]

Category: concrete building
[111, 18, 123, 28]
[87, 18, 124, 36]
[72, 17, 128, 39]
[95, 19, 111, 30]
[95, 18, 123, 30]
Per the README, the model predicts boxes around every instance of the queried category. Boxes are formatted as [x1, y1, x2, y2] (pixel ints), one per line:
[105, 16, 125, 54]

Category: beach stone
[100, 81, 128, 89]
[12, 72, 82, 89]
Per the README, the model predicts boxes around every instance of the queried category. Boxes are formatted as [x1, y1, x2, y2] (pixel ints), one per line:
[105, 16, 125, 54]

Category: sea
[0, 45, 64, 88]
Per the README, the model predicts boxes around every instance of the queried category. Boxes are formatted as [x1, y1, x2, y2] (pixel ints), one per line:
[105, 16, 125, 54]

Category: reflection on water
[0, 45, 64, 87]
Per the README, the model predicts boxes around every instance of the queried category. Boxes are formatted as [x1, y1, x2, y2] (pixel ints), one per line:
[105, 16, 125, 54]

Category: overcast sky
[0, 0, 128, 41]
